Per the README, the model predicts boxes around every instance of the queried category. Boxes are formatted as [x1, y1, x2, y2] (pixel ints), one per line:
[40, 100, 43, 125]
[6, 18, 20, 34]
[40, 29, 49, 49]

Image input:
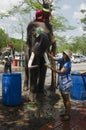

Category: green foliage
[52, 15, 75, 32]
[0, 28, 10, 49]
[80, 9, 86, 32]
[10, 37, 26, 52]
[56, 36, 86, 55]
[0, 28, 25, 52]
[27, 0, 42, 10]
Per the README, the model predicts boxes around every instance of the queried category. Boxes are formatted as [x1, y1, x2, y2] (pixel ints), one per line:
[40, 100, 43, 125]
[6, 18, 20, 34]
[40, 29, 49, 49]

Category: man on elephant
[34, 0, 54, 44]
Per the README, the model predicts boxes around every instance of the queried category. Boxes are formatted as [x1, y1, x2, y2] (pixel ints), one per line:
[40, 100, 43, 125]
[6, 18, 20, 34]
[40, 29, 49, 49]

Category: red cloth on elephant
[36, 10, 43, 22]
[35, 9, 51, 23]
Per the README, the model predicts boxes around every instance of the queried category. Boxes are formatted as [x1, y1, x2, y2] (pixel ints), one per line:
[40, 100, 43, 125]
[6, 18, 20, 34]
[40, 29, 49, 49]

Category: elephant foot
[28, 91, 37, 102]
[23, 86, 29, 91]
[48, 85, 56, 92]
[37, 89, 46, 98]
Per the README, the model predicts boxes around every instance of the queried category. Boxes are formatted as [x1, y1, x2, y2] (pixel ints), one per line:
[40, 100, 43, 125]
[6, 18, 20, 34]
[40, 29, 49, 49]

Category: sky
[57, 0, 86, 38]
[0, 0, 86, 40]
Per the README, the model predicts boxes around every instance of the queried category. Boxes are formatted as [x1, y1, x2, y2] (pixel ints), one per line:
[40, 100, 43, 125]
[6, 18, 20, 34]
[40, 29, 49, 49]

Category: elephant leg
[30, 69, 38, 92]
[28, 68, 38, 101]
[23, 67, 29, 91]
[37, 62, 47, 94]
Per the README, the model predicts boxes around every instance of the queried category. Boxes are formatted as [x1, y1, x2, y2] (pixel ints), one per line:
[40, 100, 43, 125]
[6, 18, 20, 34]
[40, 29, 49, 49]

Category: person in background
[47, 50, 72, 121]
[3, 55, 13, 73]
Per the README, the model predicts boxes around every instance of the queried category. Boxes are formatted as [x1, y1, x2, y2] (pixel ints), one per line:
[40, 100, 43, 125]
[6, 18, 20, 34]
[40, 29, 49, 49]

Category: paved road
[72, 62, 86, 73]
[0, 62, 86, 96]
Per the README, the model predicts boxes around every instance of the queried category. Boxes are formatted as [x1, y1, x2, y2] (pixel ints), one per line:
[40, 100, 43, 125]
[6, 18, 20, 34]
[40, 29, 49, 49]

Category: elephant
[23, 21, 56, 101]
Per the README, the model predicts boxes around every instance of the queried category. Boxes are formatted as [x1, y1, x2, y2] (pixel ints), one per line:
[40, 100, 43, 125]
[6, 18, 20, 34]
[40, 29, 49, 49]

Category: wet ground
[0, 65, 86, 130]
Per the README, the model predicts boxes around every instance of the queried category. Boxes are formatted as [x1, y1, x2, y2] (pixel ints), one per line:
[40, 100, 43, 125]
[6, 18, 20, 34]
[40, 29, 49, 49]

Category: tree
[0, 28, 10, 49]
[8, 0, 74, 32]
[80, 8, 86, 36]
[0, 0, 75, 54]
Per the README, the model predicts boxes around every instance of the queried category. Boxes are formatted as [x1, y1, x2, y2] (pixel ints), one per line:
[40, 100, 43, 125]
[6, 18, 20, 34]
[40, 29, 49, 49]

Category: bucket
[2, 73, 22, 106]
[70, 73, 86, 101]
[13, 59, 17, 66]
[19, 59, 25, 67]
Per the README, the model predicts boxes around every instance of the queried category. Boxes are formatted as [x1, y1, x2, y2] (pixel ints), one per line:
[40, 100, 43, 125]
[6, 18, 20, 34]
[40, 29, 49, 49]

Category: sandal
[61, 115, 70, 121]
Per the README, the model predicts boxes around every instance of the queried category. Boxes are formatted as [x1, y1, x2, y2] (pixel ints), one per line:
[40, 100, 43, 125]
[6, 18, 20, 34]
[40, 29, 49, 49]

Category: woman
[47, 50, 72, 121]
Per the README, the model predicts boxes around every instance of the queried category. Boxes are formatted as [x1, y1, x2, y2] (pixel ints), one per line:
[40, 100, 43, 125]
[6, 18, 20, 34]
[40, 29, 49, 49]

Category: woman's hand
[47, 52, 57, 61]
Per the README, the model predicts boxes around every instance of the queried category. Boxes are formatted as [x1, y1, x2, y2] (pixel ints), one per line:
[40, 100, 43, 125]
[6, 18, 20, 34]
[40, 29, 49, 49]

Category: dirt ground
[0, 66, 86, 130]
[0, 84, 63, 130]
[0, 66, 62, 130]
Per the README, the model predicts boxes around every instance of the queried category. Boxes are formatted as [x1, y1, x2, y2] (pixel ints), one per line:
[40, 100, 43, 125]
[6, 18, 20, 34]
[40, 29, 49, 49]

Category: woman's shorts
[59, 87, 71, 94]
[58, 74, 72, 94]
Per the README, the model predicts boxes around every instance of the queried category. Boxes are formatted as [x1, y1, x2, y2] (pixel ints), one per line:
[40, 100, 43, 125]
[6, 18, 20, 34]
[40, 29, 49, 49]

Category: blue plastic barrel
[2, 73, 22, 106]
[70, 73, 86, 101]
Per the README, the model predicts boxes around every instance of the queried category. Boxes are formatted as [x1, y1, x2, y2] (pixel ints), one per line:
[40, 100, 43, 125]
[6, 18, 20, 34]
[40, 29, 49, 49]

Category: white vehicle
[79, 55, 86, 62]
[71, 55, 81, 63]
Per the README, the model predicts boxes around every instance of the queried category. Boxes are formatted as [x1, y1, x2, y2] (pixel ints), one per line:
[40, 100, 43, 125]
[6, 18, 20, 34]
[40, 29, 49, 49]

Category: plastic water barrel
[13, 59, 17, 66]
[2, 73, 22, 106]
[70, 73, 86, 101]
[19, 59, 25, 67]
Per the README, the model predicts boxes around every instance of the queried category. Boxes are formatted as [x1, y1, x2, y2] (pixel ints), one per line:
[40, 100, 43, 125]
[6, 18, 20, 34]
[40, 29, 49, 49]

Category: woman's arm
[47, 52, 57, 61]
[46, 64, 67, 74]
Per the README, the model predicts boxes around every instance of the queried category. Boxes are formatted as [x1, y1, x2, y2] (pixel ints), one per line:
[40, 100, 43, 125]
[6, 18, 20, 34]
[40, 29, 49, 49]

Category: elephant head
[28, 26, 51, 68]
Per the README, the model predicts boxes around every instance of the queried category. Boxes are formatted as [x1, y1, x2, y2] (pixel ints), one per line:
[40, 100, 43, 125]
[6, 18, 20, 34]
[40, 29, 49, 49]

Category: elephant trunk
[44, 52, 50, 65]
[28, 52, 38, 68]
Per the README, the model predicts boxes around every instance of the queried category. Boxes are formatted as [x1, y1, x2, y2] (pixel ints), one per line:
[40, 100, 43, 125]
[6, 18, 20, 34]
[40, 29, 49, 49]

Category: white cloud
[78, 27, 84, 34]
[80, 3, 86, 10]
[57, 26, 84, 38]
[0, 0, 23, 11]
[73, 12, 84, 20]
[0, 9, 6, 14]
[9, 16, 18, 21]
[73, 2, 86, 20]
[62, 4, 70, 10]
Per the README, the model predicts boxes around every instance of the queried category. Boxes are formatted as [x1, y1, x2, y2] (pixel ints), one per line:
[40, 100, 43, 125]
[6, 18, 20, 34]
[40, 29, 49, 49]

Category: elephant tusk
[44, 52, 50, 65]
[28, 52, 35, 68]
[28, 52, 38, 68]
[28, 65, 38, 69]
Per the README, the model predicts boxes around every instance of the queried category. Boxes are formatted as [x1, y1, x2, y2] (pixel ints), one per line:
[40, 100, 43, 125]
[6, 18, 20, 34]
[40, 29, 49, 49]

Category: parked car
[79, 55, 86, 62]
[71, 55, 81, 63]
